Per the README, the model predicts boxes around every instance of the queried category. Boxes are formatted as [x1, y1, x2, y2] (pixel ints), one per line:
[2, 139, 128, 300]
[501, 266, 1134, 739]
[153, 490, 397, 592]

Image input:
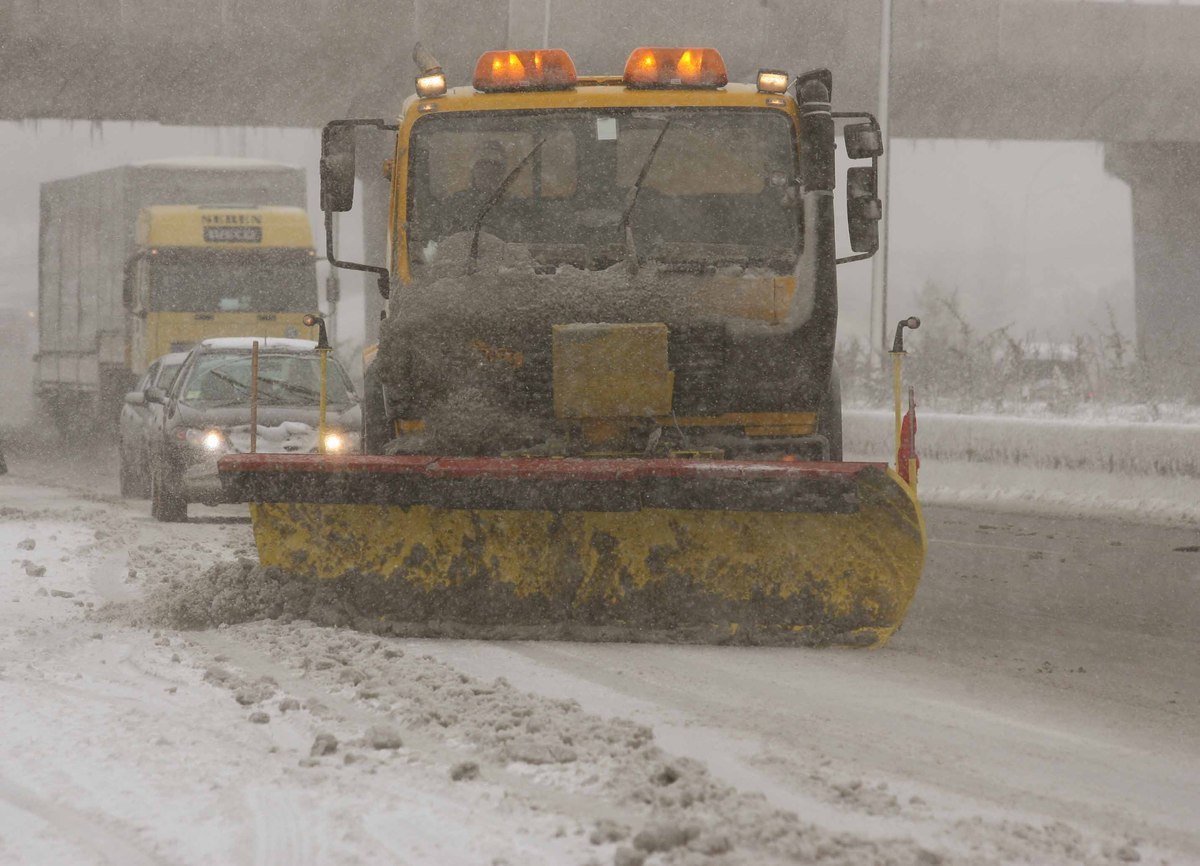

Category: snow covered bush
[838, 282, 1194, 417]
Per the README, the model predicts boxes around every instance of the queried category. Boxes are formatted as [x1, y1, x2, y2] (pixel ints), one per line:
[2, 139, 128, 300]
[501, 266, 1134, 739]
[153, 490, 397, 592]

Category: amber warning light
[473, 49, 577, 92]
[623, 47, 728, 89]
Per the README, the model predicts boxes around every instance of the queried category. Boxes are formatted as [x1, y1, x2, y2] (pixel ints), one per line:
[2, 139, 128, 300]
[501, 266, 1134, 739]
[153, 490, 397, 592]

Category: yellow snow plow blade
[219, 455, 926, 647]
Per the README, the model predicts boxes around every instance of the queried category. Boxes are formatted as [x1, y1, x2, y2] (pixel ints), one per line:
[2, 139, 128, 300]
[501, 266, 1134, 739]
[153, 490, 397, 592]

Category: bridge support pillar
[1105, 143, 1200, 399]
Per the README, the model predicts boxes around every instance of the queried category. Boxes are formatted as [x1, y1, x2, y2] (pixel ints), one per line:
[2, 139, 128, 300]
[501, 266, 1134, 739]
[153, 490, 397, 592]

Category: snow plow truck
[218, 45, 927, 647]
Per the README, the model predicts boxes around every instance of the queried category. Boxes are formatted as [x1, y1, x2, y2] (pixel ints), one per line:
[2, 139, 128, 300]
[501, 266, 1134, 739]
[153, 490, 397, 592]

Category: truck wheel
[150, 460, 188, 522]
[817, 368, 843, 461]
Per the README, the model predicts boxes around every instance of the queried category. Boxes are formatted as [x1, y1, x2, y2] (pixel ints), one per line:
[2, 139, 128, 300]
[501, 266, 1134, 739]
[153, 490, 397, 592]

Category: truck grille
[670, 326, 729, 415]
[512, 344, 554, 416]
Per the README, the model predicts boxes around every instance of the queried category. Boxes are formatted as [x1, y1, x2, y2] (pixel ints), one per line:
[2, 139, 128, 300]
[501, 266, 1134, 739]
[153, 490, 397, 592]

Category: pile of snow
[846, 408, 1200, 477]
[378, 231, 794, 455]
[142, 562, 951, 863]
[143, 559, 317, 630]
[200, 620, 945, 866]
[225, 421, 317, 455]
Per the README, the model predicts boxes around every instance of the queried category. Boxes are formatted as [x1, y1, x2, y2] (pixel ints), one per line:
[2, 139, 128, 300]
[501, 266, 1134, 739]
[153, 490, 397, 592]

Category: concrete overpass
[3, 0, 1200, 389]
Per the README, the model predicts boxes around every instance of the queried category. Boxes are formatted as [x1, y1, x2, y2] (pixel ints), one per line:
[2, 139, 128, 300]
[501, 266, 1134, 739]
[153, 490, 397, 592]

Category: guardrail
[845, 408, 1200, 477]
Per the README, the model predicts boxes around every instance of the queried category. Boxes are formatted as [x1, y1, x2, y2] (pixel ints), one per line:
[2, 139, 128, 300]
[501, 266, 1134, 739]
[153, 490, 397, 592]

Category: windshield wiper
[208, 369, 250, 393]
[468, 137, 549, 274]
[255, 375, 321, 400]
[620, 119, 672, 272]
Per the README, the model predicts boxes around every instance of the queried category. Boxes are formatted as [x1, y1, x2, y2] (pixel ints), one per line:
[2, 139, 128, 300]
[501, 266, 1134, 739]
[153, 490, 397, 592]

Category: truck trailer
[36, 157, 313, 433]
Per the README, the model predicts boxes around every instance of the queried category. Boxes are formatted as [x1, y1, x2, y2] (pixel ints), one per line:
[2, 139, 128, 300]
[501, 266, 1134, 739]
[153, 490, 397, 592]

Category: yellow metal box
[552, 322, 674, 419]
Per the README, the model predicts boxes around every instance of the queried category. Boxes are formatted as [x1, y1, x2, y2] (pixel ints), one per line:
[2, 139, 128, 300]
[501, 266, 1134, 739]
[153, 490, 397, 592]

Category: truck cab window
[407, 109, 799, 271]
[148, 249, 319, 313]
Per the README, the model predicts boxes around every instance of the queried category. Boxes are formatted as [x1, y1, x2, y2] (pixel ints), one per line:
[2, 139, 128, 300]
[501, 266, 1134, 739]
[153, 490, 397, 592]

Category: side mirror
[144, 387, 166, 404]
[794, 68, 832, 102]
[320, 117, 396, 299]
[846, 166, 882, 254]
[844, 122, 883, 160]
[124, 391, 146, 406]
[321, 124, 357, 213]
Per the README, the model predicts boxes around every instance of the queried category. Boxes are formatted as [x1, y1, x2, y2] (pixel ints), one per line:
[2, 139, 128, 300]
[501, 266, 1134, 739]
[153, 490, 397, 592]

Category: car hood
[173, 402, 360, 430]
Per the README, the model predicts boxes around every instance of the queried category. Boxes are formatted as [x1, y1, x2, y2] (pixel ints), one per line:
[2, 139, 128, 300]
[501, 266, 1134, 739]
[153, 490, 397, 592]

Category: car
[146, 337, 361, 522]
[119, 352, 189, 498]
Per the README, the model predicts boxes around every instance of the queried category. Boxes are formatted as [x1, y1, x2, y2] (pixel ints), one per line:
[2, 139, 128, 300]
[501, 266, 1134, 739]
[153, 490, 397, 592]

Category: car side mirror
[321, 124, 357, 213]
[124, 391, 146, 406]
[846, 166, 882, 254]
[144, 387, 166, 404]
[844, 122, 883, 160]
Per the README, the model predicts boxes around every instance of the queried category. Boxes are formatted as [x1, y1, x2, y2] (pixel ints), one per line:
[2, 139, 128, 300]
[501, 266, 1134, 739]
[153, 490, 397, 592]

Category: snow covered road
[1, 449, 1197, 864]
[422, 504, 1200, 859]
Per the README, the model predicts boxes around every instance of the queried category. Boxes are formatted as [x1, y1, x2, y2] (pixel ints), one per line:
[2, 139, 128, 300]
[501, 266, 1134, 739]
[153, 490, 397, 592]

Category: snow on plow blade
[218, 455, 927, 647]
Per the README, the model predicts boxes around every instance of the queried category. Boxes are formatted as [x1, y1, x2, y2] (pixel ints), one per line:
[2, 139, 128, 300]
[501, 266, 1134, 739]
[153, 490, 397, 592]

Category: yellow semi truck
[125, 205, 317, 372]
[36, 158, 319, 433]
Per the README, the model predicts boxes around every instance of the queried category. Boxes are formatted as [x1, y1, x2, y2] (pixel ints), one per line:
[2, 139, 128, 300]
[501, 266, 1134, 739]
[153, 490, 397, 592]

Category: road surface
[0, 444, 1196, 864]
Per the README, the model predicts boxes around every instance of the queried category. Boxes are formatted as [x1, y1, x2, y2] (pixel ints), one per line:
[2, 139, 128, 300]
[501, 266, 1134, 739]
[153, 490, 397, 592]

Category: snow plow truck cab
[219, 45, 927, 647]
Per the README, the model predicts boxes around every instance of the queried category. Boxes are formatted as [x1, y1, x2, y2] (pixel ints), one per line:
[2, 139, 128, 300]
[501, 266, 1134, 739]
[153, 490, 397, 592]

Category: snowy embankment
[845, 408, 1200, 477]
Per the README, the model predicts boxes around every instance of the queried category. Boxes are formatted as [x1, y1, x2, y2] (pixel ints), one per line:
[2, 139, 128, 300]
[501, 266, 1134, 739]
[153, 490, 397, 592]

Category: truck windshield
[407, 108, 799, 270]
[180, 352, 354, 407]
[149, 249, 318, 313]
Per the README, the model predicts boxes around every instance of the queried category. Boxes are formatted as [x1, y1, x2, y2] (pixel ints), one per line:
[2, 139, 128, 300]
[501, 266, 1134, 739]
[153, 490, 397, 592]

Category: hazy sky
[0, 121, 1135, 353]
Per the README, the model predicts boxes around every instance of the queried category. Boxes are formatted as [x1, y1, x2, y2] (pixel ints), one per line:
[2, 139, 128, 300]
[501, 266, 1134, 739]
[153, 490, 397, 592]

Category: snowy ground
[1, 442, 1197, 865]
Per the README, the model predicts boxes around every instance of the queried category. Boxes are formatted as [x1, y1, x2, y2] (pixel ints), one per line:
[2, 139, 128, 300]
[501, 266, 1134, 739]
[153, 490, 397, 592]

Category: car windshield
[179, 352, 354, 407]
[406, 107, 799, 270]
[149, 248, 318, 313]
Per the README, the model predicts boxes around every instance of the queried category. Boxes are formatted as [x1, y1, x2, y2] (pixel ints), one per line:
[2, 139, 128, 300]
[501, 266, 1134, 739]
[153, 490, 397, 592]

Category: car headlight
[322, 431, 360, 453]
[183, 428, 227, 452]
